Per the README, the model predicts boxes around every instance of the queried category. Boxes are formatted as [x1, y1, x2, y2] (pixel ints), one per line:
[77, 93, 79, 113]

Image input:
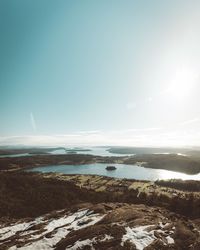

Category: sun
[166, 68, 198, 99]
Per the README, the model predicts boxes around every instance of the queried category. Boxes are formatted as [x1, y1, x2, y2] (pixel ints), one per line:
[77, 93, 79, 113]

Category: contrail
[30, 112, 37, 132]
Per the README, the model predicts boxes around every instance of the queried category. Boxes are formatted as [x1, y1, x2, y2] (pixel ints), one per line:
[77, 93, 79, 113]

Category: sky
[1, 0, 200, 147]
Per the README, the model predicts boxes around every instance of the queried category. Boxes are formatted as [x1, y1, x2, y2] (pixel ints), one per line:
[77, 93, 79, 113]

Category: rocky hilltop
[0, 172, 199, 249]
[1, 203, 200, 250]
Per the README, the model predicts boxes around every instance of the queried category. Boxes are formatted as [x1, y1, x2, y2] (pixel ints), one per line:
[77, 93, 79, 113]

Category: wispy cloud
[0, 128, 200, 147]
[0, 126, 199, 148]
[0, 132, 107, 147]
[30, 112, 37, 132]
[110, 127, 162, 134]
[179, 118, 200, 126]
[77, 130, 101, 135]
[124, 127, 161, 132]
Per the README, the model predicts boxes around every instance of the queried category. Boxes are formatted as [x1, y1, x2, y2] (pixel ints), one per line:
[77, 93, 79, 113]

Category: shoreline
[1, 153, 200, 175]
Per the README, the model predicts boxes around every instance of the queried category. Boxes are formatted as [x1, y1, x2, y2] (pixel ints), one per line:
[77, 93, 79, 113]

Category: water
[0, 147, 133, 158]
[50, 147, 133, 157]
[2, 147, 186, 158]
[27, 163, 200, 181]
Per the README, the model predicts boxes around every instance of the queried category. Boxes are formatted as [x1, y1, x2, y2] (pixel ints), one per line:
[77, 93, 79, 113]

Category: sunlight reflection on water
[28, 163, 200, 181]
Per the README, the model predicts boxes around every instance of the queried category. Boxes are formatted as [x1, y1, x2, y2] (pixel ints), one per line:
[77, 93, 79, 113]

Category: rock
[174, 222, 196, 249]
[123, 240, 137, 249]
[144, 239, 167, 250]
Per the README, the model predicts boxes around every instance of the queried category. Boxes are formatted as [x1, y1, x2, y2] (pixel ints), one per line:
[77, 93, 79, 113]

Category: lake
[27, 163, 200, 181]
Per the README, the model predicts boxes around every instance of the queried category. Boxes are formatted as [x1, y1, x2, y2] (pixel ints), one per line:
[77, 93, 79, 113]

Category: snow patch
[121, 223, 175, 250]
[0, 216, 44, 241]
[0, 209, 104, 250]
[66, 234, 113, 249]
[121, 225, 156, 250]
[102, 234, 113, 241]
[166, 235, 175, 244]
[66, 238, 96, 250]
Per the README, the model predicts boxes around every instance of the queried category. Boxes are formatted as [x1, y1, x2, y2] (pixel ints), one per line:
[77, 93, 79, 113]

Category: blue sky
[1, 0, 200, 146]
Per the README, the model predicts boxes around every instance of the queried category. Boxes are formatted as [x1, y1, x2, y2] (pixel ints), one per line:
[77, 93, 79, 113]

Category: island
[0, 147, 66, 156]
[106, 165, 117, 171]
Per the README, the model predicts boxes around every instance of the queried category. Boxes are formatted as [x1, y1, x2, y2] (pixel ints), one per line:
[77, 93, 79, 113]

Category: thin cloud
[0, 128, 200, 147]
[30, 112, 37, 132]
[110, 127, 162, 134]
[125, 127, 161, 132]
[180, 118, 200, 126]
[77, 130, 101, 135]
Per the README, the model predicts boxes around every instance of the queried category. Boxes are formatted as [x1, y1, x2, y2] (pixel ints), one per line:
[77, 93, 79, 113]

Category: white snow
[1, 211, 176, 250]
[121, 225, 156, 250]
[66, 238, 96, 250]
[101, 234, 113, 241]
[3, 209, 104, 250]
[121, 223, 175, 250]
[65, 234, 113, 249]
[0, 217, 43, 240]
[159, 222, 169, 228]
[0, 215, 44, 241]
[0, 222, 32, 240]
[166, 235, 175, 244]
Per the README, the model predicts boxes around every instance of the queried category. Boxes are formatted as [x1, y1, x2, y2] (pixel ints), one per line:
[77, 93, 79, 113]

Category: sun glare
[166, 69, 198, 99]
[157, 168, 200, 181]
